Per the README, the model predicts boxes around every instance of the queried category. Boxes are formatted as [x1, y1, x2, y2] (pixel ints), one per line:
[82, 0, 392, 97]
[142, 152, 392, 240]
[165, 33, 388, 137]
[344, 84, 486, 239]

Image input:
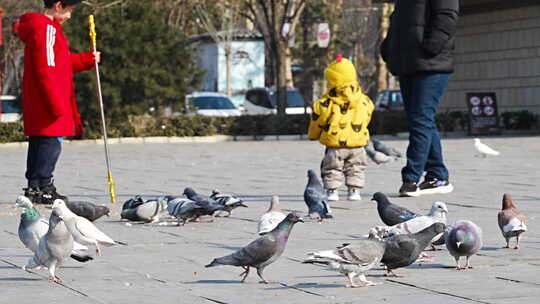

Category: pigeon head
[429, 202, 449, 216]
[183, 187, 196, 198]
[474, 138, 480, 143]
[268, 195, 280, 212]
[285, 212, 304, 224]
[371, 192, 387, 204]
[502, 193, 515, 210]
[15, 196, 33, 209]
[51, 199, 74, 219]
[307, 169, 317, 180]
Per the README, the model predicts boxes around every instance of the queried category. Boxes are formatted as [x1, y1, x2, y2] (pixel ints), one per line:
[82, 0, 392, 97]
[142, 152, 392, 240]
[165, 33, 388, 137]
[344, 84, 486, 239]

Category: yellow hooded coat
[308, 58, 374, 148]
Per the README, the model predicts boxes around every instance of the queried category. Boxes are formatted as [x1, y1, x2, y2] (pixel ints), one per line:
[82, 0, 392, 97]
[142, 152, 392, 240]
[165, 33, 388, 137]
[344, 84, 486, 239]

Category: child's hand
[94, 51, 101, 63]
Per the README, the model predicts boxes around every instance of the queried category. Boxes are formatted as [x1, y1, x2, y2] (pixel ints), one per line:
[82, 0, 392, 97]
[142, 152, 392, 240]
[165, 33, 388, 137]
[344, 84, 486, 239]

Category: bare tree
[195, 0, 240, 97]
[243, 0, 306, 116]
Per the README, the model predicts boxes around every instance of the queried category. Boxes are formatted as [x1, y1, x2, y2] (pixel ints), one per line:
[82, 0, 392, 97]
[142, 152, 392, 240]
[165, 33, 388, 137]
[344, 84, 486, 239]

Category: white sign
[317, 23, 330, 48]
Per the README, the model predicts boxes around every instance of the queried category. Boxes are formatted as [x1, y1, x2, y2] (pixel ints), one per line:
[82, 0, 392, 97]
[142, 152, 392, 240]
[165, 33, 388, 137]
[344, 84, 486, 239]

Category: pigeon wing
[231, 235, 278, 266]
[75, 217, 115, 246]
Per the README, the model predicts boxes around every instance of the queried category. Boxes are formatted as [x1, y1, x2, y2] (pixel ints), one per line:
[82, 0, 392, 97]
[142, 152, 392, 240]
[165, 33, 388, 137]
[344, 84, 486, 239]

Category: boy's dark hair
[44, 0, 82, 9]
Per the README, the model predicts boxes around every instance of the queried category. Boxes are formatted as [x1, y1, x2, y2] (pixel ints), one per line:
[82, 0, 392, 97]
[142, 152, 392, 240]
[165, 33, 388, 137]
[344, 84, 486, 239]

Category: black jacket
[381, 0, 459, 76]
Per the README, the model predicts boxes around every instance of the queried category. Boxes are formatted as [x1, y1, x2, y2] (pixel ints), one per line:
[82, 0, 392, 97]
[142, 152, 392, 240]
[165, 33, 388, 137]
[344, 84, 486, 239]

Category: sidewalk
[1, 136, 539, 303]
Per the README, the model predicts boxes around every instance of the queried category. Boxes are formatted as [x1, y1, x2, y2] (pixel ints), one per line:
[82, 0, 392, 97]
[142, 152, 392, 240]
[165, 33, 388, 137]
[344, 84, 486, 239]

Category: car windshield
[269, 90, 305, 107]
[190, 96, 236, 110]
[1, 100, 20, 113]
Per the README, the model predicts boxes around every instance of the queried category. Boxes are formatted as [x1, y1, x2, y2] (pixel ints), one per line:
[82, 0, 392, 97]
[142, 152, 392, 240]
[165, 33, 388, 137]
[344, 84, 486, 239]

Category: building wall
[442, 4, 540, 114]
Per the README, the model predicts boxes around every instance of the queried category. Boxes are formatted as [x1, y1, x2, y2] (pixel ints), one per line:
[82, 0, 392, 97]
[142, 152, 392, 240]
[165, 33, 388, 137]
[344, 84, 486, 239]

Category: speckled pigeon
[304, 170, 332, 220]
[66, 200, 110, 222]
[183, 187, 227, 216]
[205, 213, 303, 283]
[303, 238, 386, 287]
[371, 192, 419, 226]
[210, 189, 248, 217]
[381, 222, 445, 276]
[121, 197, 168, 223]
[498, 193, 527, 249]
[23, 207, 74, 283]
[445, 220, 482, 270]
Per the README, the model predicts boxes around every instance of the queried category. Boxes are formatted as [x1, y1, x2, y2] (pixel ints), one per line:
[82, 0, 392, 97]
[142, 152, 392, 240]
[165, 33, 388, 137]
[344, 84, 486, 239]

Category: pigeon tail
[70, 254, 94, 263]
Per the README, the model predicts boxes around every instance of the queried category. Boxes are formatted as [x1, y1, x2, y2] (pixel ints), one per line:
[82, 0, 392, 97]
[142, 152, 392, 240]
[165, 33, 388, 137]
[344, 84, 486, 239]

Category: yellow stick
[88, 15, 117, 203]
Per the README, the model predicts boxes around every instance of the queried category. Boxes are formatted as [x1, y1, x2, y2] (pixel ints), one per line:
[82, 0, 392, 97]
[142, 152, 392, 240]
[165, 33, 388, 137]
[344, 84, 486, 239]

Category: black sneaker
[418, 178, 454, 195]
[399, 181, 419, 197]
[23, 187, 42, 204]
[39, 183, 69, 205]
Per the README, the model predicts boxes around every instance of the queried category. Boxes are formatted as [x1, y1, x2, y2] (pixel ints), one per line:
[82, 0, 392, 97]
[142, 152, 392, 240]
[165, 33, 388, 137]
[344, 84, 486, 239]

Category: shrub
[501, 110, 539, 130]
[0, 122, 25, 143]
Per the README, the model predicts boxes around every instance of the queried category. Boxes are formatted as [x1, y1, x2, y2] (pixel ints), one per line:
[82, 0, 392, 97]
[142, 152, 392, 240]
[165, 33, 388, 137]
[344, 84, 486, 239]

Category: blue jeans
[26, 136, 62, 188]
[400, 73, 449, 183]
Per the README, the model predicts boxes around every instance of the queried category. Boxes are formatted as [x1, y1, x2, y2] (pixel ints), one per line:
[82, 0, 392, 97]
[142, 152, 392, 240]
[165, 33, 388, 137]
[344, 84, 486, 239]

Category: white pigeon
[257, 196, 286, 235]
[474, 138, 500, 157]
[370, 202, 449, 244]
[52, 199, 117, 256]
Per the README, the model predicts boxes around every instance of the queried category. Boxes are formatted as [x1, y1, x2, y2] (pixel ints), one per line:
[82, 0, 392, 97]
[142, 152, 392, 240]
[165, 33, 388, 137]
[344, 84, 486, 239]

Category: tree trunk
[225, 45, 232, 97]
[275, 44, 288, 116]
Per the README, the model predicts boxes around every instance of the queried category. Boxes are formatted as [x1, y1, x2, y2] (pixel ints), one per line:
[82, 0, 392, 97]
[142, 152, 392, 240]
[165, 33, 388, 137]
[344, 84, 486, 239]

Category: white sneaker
[327, 189, 339, 201]
[348, 189, 362, 201]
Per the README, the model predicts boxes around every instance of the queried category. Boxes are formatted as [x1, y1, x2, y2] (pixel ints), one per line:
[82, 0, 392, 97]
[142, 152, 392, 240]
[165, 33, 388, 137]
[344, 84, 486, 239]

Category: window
[190, 96, 236, 110]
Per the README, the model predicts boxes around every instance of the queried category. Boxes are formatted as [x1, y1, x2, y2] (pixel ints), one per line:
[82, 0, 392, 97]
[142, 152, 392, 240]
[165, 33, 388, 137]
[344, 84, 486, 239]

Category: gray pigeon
[372, 192, 419, 226]
[183, 187, 227, 216]
[16, 196, 92, 263]
[445, 220, 482, 270]
[304, 170, 332, 220]
[205, 213, 303, 283]
[23, 207, 74, 283]
[372, 139, 402, 158]
[121, 197, 167, 223]
[303, 239, 386, 288]
[66, 200, 110, 222]
[365, 143, 392, 165]
[498, 193, 527, 249]
[210, 189, 248, 217]
[381, 222, 445, 276]
[166, 197, 206, 225]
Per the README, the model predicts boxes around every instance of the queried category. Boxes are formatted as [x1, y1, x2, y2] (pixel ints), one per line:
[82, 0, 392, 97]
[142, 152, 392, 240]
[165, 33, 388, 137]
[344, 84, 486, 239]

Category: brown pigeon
[497, 193, 527, 249]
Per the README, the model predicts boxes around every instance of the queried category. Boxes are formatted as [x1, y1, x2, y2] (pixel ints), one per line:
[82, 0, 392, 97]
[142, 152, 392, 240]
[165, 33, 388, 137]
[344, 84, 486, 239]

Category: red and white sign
[317, 23, 330, 48]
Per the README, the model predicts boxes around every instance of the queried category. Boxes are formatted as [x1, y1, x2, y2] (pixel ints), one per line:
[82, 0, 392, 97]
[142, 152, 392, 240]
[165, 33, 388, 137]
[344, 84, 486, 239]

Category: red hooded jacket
[18, 12, 95, 136]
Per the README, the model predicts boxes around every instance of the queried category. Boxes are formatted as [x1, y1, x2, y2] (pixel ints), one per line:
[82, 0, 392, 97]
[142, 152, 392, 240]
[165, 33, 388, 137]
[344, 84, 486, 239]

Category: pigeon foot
[50, 276, 62, 283]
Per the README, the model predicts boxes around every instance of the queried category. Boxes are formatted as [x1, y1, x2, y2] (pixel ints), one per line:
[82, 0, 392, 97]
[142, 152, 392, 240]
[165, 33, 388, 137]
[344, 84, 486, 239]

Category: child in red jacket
[18, 0, 100, 204]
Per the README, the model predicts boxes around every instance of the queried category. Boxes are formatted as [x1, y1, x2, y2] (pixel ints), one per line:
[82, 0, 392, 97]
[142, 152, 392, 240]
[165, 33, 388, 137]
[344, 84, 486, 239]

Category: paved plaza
[1, 136, 539, 304]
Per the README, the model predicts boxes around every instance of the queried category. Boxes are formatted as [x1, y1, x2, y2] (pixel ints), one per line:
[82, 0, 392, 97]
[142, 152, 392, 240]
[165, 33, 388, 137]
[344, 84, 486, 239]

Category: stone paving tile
[1, 136, 539, 303]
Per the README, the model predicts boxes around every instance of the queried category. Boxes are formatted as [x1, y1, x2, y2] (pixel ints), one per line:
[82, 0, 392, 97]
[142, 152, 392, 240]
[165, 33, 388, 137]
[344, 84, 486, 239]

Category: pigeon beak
[298, 217, 305, 223]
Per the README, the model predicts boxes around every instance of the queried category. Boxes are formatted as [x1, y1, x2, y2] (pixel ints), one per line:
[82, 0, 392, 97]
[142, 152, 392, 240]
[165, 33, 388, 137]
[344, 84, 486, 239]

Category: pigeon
[365, 143, 392, 165]
[166, 197, 206, 225]
[121, 197, 168, 223]
[210, 189, 248, 217]
[498, 193, 527, 249]
[370, 202, 448, 244]
[372, 192, 419, 226]
[205, 213, 303, 283]
[474, 138, 500, 157]
[445, 220, 482, 270]
[303, 239, 386, 287]
[16, 196, 93, 263]
[52, 199, 120, 256]
[304, 170, 332, 220]
[258, 196, 286, 235]
[122, 195, 145, 210]
[381, 222, 446, 276]
[183, 187, 227, 217]
[372, 139, 402, 158]
[23, 207, 74, 283]
[65, 200, 110, 222]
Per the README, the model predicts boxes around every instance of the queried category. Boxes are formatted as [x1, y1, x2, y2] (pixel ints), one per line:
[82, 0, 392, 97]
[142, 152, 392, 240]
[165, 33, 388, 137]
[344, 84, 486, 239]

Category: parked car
[374, 90, 404, 111]
[243, 87, 311, 115]
[0, 95, 21, 122]
[186, 92, 243, 117]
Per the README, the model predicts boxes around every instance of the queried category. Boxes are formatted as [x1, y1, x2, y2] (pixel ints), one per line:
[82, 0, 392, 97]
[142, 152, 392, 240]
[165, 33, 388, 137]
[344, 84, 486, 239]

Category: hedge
[1, 110, 537, 143]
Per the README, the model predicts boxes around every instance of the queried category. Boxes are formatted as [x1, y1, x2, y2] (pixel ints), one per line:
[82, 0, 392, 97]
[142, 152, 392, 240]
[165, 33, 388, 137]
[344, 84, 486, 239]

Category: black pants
[26, 136, 62, 189]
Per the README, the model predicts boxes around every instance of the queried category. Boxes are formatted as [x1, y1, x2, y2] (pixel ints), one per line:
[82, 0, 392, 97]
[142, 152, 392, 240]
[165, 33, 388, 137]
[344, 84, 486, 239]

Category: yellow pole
[88, 15, 117, 203]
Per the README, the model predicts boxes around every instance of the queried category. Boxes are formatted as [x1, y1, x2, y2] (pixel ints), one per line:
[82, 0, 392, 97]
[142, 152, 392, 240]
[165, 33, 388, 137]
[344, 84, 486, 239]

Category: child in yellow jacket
[308, 55, 374, 201]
